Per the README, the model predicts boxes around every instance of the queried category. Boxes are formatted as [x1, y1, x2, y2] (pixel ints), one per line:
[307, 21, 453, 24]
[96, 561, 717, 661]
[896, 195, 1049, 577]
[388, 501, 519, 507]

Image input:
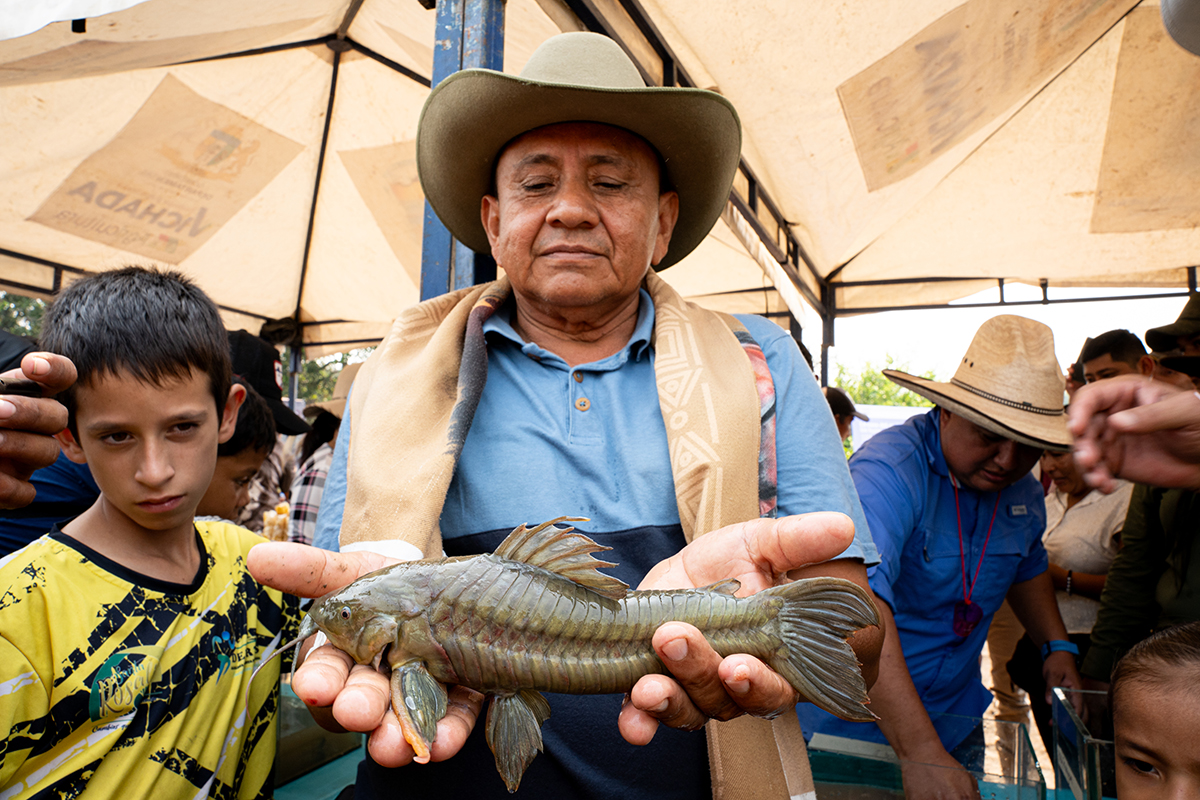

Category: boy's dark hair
[1110, 621, 1200, 714]
[218, 378, 276, 458]
[1079, 329, 1147, 368]
[39, 267, 232, 435]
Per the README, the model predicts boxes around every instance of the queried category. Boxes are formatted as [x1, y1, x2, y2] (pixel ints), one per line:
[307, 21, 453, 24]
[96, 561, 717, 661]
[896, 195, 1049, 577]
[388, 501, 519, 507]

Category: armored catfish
[296, 517, 880, 792]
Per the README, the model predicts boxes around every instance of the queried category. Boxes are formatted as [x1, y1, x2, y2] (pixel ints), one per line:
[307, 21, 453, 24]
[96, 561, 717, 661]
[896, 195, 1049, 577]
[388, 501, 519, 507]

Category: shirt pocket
[912, 524, 1028, 621]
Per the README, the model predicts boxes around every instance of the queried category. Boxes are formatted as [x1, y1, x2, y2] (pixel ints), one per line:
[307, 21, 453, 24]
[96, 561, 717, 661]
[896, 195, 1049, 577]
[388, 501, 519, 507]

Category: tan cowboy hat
[884, 315, 1071, 451]
[304, 362, 362, 420]
[416, 31, 742, 270]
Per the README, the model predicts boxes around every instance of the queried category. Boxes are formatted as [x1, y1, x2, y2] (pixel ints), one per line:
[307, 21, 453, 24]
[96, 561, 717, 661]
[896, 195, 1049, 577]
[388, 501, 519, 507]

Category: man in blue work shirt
[798, 315, 1083, 800]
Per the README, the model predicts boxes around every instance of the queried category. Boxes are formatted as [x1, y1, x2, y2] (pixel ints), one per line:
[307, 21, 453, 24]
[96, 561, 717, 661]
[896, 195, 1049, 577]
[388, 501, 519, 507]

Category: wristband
[1041, 639, 1079, 660]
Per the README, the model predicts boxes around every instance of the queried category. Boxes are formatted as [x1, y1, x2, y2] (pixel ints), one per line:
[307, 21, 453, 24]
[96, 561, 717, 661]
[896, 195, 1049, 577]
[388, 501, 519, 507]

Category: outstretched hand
[1069, 375, 1200, 492]
[247, 543, 484, 767]
[619, 512, 861, 745]
[0, 353, 76, 509]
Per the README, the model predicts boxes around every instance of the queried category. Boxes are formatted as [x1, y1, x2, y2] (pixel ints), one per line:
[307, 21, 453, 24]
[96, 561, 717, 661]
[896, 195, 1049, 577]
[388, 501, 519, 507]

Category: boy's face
[196, 446, 268, 521]
[1114, 671, 1200, 799]
[57, 368, 242, 536]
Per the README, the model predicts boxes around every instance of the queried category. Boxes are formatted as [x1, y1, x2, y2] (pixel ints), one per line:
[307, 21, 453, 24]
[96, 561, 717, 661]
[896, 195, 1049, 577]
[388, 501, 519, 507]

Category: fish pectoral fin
[484, 690, 552, 793]
[390, 661, 449, 763]
[493, 517, 629, 600]
[699, 578, 741, 595]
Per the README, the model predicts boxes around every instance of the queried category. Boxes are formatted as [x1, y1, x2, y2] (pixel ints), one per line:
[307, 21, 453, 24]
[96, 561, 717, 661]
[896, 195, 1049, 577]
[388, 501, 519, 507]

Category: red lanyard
[952, 478, 1001, 606]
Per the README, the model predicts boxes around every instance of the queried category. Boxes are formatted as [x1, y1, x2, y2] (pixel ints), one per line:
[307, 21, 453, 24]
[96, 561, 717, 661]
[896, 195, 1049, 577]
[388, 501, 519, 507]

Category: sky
[803, 284, 1192, 384]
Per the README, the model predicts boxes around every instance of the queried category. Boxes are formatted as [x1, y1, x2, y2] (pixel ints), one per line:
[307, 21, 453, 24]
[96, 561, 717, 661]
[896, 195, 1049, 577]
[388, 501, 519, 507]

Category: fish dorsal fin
[494, 517, 629, 600]
[700, 579, 741, 595]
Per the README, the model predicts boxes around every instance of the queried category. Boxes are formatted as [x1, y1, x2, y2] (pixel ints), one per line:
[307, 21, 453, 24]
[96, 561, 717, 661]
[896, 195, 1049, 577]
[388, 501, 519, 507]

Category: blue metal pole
[419, 0, 506, 300]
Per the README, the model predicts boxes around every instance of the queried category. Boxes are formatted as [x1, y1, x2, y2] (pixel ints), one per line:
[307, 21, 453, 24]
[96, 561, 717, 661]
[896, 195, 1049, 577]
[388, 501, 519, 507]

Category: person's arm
[1069, 375, 1200, 492]
[0, 353, 75, 509]
[845, 430, 981, 800]
[1046, 562, 1107, 600]
[864, 603, 983, 800]
[1005, 571, 1083, 709]
[734, 317, 884, 686]
[248, 512, 871, 765]
[311, 412, 351, 551]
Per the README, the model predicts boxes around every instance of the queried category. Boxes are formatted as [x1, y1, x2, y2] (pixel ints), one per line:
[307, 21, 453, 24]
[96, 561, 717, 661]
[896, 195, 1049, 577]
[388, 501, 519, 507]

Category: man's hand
[898, 748, 982, 800]
[247, 543, 484, 767]
[1069, 375, 1200, 492]
[619, 512, 867, 745]
[1043, 650, 1085, 716]
[0, 353, 76, 509]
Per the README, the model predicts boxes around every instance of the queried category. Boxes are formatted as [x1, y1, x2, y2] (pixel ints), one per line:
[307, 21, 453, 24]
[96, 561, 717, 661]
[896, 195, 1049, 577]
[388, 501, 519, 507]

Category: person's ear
[650, 190, 680, 267]
[56, 428, 86, 464]
[1138, 354, 1155, 377]
[482, 194, 501, 254]
[217, 383, 246, 445]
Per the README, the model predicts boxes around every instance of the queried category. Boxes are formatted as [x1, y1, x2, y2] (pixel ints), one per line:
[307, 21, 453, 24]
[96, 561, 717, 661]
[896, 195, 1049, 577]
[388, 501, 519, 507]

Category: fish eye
[340, 606, 351, 621]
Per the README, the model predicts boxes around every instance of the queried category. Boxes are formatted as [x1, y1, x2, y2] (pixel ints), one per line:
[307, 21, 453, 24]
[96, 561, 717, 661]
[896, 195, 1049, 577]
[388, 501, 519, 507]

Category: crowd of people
[2, 29, 1200, 800]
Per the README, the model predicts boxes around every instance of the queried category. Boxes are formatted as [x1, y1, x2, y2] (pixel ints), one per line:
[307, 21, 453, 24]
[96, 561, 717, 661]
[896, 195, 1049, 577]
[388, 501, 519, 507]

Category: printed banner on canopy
[1091, 7, 1200, 233]
[29, 73, 303, 264]
[838, 0, 1136, 192]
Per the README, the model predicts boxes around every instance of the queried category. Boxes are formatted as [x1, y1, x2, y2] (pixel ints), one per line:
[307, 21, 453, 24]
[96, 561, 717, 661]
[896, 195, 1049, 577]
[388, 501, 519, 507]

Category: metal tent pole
[820, 284, 835, 387]
[419, 0, 505, 301]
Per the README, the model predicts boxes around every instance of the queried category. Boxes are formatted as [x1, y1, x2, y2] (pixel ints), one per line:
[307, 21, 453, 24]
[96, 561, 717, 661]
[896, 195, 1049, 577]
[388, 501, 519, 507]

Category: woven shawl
[343, 270, 814, 799]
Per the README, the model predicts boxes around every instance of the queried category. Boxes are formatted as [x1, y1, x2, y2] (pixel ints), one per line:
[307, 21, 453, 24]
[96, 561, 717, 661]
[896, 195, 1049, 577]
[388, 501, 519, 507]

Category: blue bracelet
[1041, 639, 1079, 660]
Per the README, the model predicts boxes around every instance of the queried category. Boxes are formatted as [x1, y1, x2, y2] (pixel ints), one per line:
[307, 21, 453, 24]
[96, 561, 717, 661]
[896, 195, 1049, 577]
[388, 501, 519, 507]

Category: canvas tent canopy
[0, 0, 1197, 371]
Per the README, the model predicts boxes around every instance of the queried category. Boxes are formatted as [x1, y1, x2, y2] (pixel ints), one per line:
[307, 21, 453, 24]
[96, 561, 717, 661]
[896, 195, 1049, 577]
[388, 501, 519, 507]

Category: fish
[294, 517, 880, 792]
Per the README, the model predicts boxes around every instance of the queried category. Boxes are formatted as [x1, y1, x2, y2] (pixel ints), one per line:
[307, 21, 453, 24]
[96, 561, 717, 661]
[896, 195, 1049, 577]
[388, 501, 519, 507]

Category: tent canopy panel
[835, 7, 1200, 310]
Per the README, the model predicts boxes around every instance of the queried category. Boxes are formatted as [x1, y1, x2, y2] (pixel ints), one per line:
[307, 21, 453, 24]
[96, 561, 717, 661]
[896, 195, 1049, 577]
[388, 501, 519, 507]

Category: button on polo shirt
[438, 291, 662, 534]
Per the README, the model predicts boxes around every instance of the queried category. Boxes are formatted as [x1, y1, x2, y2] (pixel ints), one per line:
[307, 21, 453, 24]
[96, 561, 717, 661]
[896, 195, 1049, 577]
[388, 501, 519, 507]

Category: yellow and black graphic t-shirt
[0, 520, 299, 799]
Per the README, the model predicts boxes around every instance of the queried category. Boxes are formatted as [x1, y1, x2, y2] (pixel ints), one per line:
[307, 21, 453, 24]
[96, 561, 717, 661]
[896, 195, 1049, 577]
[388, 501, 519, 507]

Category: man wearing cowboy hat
[249, 31, 883, 800]
[798, 315, 1083, 799]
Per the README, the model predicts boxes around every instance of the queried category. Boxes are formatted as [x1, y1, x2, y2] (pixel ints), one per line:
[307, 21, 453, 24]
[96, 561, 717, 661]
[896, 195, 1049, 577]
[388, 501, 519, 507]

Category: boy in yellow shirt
[0, 267, 299, 798]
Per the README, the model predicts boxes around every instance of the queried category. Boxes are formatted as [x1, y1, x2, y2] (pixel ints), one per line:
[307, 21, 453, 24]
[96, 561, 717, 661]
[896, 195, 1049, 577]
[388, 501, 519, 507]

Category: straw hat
[416, 32, 742, 270]
[884, 315, 1070, 451]
[304, 362, 362, 421]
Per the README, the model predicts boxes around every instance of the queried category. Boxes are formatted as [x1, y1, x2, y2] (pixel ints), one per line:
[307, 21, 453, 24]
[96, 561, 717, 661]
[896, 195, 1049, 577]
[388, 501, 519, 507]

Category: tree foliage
[289, 347, 374, 403]
[833, 355, 936, 408]
[0, 292, 46, 339]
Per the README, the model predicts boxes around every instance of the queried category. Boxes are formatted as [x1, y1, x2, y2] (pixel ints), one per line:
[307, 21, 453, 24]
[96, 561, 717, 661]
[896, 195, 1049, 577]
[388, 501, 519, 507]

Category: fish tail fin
[764, 577, 880, 722]
[485, 689, 552, 793]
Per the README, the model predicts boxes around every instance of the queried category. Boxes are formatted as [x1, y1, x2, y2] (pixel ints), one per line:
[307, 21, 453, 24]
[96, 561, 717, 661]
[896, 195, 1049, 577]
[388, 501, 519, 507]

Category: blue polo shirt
[796, 408, 1047, 752]
[313, 291, 877, 800]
